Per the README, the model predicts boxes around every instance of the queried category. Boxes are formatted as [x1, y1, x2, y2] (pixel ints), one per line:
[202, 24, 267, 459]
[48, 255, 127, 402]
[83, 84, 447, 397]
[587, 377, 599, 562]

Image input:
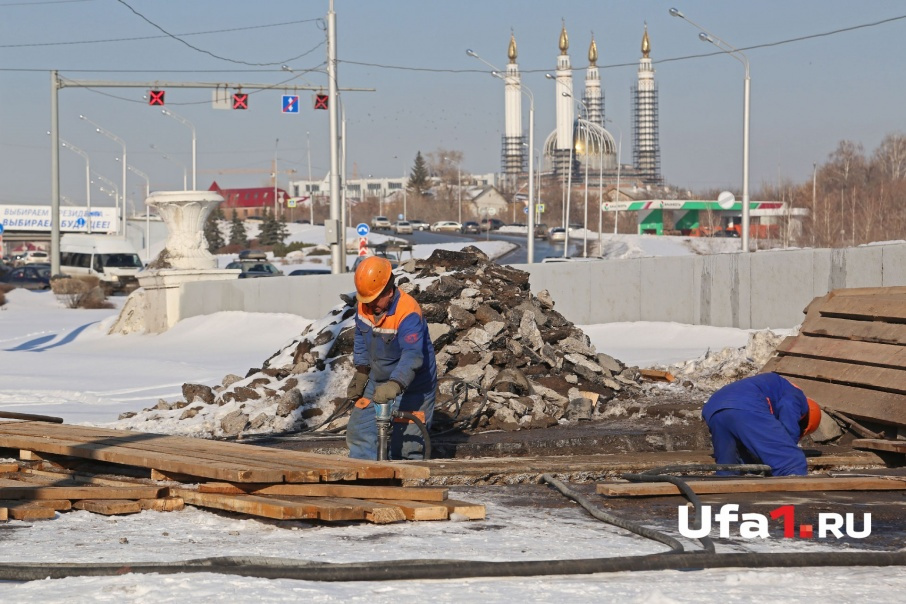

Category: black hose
[541, 474, 684, 554]
[639, 464, 771, 476]
[1, 551, 905, 582]
[397, 411, 432, 460]
[623, 472, 715, 553]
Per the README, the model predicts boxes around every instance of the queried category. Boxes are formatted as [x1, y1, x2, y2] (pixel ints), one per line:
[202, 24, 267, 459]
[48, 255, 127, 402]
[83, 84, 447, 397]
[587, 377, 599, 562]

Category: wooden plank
[0, 462, 19, 472]
[762, 373, 906, 427]
[801, 316, 906, 346]
[0, 429, 284, 483]
[299, 497, 406, 524]
[765, 356, 906, 394]
[0, 507, 6, 521]
[853, 439, 906, 455]
[258, 495, 367, 522]
[820, 295, 906, 322]
[0, 479, 164, 501]
[197, 482, 448, 501]
[19, 450, 45, 461]
[367, 499, 449, 521]
[172, 488, 365, 521]
[597, 476, 906, 497]
[138, 497, 185, 512]
[2, 502, 55, 520]
[0, 499, 71, 511]
[639, 369, 675, 383]
[73, 499, 142, 515]
[776, 335, 906, 369]
[442, 499, 486, 520]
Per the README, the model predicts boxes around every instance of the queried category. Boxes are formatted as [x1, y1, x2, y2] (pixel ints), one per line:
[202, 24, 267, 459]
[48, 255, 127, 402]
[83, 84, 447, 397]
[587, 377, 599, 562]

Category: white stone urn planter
[147, 190, 224, 270]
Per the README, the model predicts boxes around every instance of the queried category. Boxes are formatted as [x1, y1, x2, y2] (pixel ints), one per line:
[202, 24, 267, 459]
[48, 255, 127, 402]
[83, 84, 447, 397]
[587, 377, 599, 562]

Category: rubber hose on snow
[1, 551, 906, 582]
[541, 474, 684, 554]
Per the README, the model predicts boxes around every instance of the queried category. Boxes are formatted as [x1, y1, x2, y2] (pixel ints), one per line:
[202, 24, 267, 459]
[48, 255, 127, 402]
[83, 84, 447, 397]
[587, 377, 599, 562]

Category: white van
[60, 234, 144, 294]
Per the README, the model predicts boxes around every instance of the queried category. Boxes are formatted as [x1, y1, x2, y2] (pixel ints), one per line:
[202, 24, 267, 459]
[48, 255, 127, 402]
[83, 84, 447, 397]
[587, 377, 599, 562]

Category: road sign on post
[358, 236, 368, 256]
[314, 93, 329, 110]
[282, 95, 299, 113]
[232, 93, 248, 110]
[148, 90, 165, 106]
[355, 223, 370, 237]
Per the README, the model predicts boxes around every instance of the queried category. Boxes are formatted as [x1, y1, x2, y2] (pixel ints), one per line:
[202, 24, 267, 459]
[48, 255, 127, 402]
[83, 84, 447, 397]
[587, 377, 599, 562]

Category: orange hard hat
[354, 256, 393, 303]
[801, 397, 822, 438]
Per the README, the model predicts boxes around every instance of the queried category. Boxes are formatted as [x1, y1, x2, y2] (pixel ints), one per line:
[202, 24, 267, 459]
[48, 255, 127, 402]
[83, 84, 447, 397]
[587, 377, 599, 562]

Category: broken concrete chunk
[220, 410, 249, 435]
[182, 383, 215, 406]
[428, 323, 452, 344]
[596, 353, 624, 374]
[536, 289, 555, 309]
[276, 389, 303, 417]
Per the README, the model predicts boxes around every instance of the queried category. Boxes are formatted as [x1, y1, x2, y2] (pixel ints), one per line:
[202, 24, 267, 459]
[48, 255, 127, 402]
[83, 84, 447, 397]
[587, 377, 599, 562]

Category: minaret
[502, 32, 525, 181]
[583, 34, 604, 127]
[632, 24, 662, 184]
[553, 22, 575, 179]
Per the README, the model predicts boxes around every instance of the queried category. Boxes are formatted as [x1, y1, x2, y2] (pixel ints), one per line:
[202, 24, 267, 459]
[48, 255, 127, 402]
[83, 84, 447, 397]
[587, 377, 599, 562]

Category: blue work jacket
[702, 372, 809, 444]
[354, 288, 437, 395]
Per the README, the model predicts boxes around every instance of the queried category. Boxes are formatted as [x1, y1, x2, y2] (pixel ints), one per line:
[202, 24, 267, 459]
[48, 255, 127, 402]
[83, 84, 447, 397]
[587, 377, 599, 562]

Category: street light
[546, 73, 575, 257]
[467, 48, 536, 263]
[80, 115, 127, 238]
[670, 7, 751, 252]
[562, 92, 593, 257]
[94, 173, 120, 222]
[60, 139, 92, 234]
[605, 119, 623, 236]
[160, 108, 196, 190]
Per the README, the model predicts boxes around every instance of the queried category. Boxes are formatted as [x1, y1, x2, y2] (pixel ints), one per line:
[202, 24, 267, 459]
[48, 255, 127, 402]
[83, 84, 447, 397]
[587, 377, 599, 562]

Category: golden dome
[559, 22, 569, 53]
[508, 33, 517, 63]
[642, 24, 651, 58]
[588, 36, 598, 65]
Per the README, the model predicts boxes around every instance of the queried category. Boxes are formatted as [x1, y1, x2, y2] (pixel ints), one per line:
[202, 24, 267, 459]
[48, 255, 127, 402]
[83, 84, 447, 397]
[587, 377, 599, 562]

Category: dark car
[534, 223, 550, 239]
[461, 221, 480, 234]
[289, 268, 331, 276]
[480, 218, 505, 232]
[225, 254, 284, 279]
[0, 264, 51, 290]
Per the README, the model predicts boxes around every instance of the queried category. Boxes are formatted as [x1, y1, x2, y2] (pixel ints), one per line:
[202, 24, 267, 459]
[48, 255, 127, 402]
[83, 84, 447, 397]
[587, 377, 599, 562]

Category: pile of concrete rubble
[116, 248, 643, 439]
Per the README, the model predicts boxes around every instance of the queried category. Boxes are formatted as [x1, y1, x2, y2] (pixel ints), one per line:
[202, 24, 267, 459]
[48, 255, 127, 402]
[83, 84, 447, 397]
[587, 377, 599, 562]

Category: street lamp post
[80, 115, 127, 238]
[95, 173, 120, 225]
[468, 48, 535, 262]
[562, 91, 593, 257]
[307, 131, 314, 224]
[60, 139, 92, 234]
[606, 119, 623, 235]
[127, 164, 151, 261]
[670, 7, 751, 252]
[160, 108, 196, 190]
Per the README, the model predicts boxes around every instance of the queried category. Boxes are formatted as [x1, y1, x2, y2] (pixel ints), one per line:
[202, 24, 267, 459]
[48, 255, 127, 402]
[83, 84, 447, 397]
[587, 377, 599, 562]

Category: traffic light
[232, 93, 249, 110]
[314, 93, 329, 110]
[148, 90, 165, 106]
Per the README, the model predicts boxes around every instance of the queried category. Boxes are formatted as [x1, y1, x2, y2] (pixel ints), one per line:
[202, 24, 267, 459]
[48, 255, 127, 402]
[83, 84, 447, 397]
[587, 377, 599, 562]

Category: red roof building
[208, 181, 290, 220]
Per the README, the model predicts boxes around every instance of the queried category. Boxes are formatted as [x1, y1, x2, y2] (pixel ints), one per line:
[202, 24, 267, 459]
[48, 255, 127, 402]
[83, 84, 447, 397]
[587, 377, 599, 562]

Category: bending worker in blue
[345, 256, 437, 460]
[702, 372, 822, 476]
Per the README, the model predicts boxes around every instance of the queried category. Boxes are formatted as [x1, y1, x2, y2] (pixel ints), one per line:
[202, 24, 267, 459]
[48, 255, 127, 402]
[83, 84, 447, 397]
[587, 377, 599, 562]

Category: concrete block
[749, 248, 816, 329]
[640, 255, 694, 323]
[881, 243, 906, 286]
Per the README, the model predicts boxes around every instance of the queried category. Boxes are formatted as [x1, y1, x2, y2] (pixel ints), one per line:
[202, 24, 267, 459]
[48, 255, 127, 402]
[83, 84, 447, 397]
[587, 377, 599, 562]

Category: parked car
[408, 219, 429, 231]
[288, 268, 331, 276]
[371, 216, 392, 231]
[20, 250, 50, 265]
[393, 220, 413, 235]
[548, 227, 567, 242]
[461, 221, 480, 234]
[225, 252, 284, 279]
[0, 264, 51, 290]
[480, 218, 505, 232]
[534, 223, 550, 239]
[430, 220, 462, 233]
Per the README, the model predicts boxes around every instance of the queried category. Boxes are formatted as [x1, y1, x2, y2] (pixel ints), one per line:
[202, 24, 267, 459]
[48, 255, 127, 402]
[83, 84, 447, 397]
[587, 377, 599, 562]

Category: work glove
[346, 371, 369, 400]
[373, 381, 402, 404]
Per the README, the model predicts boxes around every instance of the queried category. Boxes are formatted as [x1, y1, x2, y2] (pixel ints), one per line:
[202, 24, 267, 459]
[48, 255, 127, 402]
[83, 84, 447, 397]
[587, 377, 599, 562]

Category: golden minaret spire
[588, 34, 598, 66]
[508, 31, 517, 63]
[559, 21, 569, 53]
[642, 23, 651, 58]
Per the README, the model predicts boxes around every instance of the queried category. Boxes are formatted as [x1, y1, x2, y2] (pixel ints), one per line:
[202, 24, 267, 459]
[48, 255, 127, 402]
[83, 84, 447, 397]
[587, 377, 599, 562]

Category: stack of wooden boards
[0, 421, 484, 523]
[761, 286, 906, 456]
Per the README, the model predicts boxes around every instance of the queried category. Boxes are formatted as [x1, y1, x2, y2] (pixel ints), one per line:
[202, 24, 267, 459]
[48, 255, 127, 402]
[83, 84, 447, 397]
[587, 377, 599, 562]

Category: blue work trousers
[346, 385, 435, 460]
[707, 408, 807, 476]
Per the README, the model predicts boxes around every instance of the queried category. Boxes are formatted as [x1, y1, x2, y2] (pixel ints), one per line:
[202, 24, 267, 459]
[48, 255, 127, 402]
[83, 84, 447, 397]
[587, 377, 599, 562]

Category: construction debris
[0, 421, 483, 523]
[114, 248, 644, 439]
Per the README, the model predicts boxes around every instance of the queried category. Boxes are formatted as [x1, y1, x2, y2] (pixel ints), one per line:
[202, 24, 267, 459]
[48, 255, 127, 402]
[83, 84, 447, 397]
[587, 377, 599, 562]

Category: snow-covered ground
[0, 231, 900, 601]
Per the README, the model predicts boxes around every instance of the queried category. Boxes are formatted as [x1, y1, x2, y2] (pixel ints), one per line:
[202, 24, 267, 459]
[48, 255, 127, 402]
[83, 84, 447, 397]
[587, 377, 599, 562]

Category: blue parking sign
[282, 95, 300, 114]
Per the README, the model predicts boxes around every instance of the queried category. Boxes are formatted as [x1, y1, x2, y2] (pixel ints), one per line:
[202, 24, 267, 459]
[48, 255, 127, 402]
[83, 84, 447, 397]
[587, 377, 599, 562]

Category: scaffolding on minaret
[501, 134, 527, 178]
[631, 84, 662, 184]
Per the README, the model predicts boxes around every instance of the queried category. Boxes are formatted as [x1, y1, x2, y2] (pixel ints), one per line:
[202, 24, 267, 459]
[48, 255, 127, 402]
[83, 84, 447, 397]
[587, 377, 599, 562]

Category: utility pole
[327, 0, 342, 273]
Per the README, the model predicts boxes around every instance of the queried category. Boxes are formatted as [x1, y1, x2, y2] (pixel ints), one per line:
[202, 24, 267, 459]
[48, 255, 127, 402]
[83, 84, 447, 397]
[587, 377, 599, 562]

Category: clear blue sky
[1, 0, 903, 209]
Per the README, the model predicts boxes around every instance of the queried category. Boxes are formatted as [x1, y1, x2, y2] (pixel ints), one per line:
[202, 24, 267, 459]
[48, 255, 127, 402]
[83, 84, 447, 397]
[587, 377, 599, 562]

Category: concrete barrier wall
[177, 242, 906, 329]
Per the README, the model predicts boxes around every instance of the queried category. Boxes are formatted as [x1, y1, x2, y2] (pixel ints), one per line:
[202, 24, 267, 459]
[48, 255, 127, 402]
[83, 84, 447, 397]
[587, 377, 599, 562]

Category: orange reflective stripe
[393, 411, 426, 424]
[765, 396, 773, 414]
[355, 397, 371, 409]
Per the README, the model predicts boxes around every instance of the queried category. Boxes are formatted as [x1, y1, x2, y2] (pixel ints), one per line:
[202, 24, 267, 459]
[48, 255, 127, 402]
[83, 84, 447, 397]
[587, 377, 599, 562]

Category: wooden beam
[820, 295, 906, 322]
[73, 499, 142, 515]
[0, 478, 165, 501]
[1, 502, 54, 520]
[197, 482, 448, 501]
[442, 499, 486, 520]
[138, 497, 185, 512]
[776, 335, 906, 369]
[367, 499, 449, 521]
[801, 316, 906, 346]
[597, 476, 906, 497]
[852, 439, 906, 455]
[173, 488, 364, 521]
[765, 356, 906, 394]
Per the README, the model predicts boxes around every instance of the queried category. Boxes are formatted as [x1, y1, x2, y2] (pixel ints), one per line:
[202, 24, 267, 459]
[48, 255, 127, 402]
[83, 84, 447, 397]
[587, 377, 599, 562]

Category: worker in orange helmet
[345, 256, 437, 460]
[702, 372, 822, 476]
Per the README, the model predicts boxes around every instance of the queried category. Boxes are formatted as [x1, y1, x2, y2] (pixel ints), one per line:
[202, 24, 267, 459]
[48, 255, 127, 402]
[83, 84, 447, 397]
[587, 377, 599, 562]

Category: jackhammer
[356, 395, 432, 461]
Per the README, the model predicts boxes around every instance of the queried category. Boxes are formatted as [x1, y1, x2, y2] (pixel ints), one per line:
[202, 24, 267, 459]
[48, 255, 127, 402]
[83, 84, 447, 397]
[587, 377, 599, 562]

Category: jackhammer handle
[0, 411, 64, 424]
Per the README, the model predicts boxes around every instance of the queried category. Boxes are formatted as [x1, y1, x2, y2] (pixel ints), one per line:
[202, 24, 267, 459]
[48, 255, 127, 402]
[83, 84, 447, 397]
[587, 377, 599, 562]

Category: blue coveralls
[346, 288, 437, 460]
[702, 372, 809, 476]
